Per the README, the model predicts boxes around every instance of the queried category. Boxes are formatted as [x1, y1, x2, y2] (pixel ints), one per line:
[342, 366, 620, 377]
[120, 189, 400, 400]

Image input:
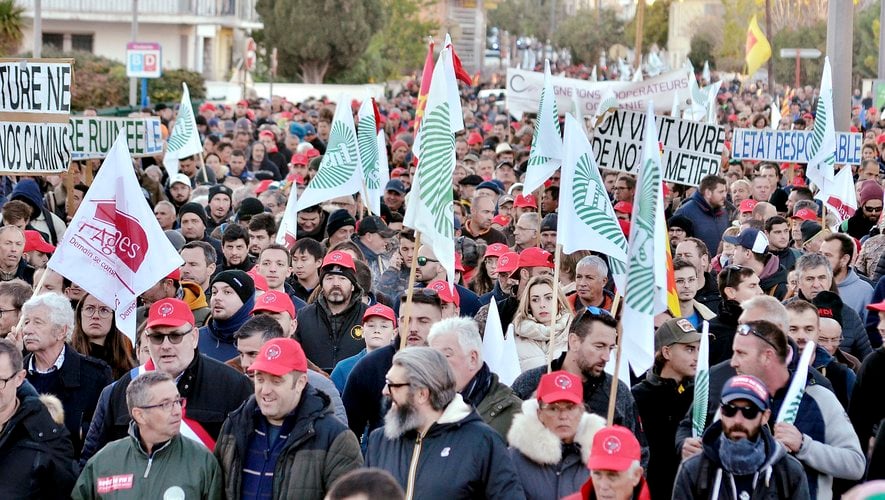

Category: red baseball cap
[255, 179, 274, 195]
[467, 132, 483, 145]
[791, 208, 818, 222]
[495, 252, 520, 274]
[587, 425, 642, 472]
[23, 230, 54, 254]
[484, 243, 510, 258]
[252, 290, 295, 318]
[492, 215, 511, 227]
[877, 133, 885, 146]
[612, 201, 632, 214]
[868, 300, 885, 312]
[518, 247, 554, 269]
[247, 338, 308, 376]
[391, 167, 408, 177]
[322, 251, 356, 270]
[363, 303, 396, 325]
[198, 102, 216, 113]
[290, 153, 308, 166]
[537, 370, 583, 405]
[514, 194, 538, 209]
[165, 268, 181, 281]
[305, 148, 320, 159]
[236, 99, 248, 107]
[246, 268, 269, 292]
[427, 280, 460, 306]
[146, 298, 195, 330]
[739, 199, 757, 213]
[455, 253, 465, 272]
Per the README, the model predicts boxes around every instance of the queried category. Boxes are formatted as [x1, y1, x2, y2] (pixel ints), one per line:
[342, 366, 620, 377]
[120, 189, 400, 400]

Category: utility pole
[879, 0, 885, 78]
[765, 0, 773, 92]
[129, 0, 138, 107]
[826, 0, 853, 130]
[33, 0, 41, 57]
[633, 0, 645, 69]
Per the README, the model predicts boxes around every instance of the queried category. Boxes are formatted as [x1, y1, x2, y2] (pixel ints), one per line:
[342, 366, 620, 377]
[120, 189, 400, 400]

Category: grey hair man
[427, 317, 522, 437]
[366, 347, 525, 498]
[573, 255, 613, 312]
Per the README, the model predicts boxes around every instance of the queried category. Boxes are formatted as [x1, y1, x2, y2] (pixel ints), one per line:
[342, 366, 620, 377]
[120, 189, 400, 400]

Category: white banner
[0, 60, 72, 114]
[70, 116, 163, 160]
[0, 121, 72, 173]
[731, 129, 862, 165]
[591, 109, 726, 186]
[506, 67, 691, 120]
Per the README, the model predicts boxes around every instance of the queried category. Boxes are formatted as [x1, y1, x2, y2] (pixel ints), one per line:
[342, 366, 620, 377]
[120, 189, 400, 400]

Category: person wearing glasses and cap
[839, 179, 883, 240]
[74, 371, 223, 499]
[673, 374, 809, 499]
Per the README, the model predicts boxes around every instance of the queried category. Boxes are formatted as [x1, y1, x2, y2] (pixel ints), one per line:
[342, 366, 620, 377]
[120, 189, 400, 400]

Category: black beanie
[211, 270, 255, 304]
[326, 209, 356, 237]
[179, 202, 208, 227]
[667, 215, 694, 237]
[236, 197, 265, 222]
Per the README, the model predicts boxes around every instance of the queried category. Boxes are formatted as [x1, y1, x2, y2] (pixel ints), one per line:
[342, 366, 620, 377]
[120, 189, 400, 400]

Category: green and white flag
[163, 83, 203, 178]
[806, 57, 836, 188]
[558, 113, 627, 291]
[523, 59, 563, 193]
[692, 320, 711, 438]
[776, 341, 815, 424]
[357, 98, 387, 215]
[295, 97, 362, 211]
[621, 101, 669, 376]
[593, 88, 619, 126]
[704, 81, 723, 125]
[403, 35, 463, 285]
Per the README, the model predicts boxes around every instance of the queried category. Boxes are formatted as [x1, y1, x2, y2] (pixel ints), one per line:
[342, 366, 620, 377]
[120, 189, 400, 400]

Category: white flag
[702, 60, 711, 83]
[404, 35, 463, 286]
[49, 132, 183, 340]
[275, 183, 299, 249]
[590, 65, 598, 82]
[777, 341, 815, 424]
[704, 81, 723, 125]
[632, 66, 643, 82]
[523, 60, 563, 193]
[816, 165, 857, 229]
[296, 97, 363, 211]
[806, 57, 836, 187]
[357, 99, 384, 215]
[163, 83, 203, 178]
[559, 113, 628, 290]
[482, 299, 521, 385]
[671, 90, 681, 118]
[683, 62, 707, 121]
[771, 98, 782, 130]
[620, 102, 668, 376]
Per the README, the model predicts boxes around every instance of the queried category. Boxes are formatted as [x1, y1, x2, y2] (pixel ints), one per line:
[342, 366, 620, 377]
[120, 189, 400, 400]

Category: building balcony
[19, 0, 262, 29]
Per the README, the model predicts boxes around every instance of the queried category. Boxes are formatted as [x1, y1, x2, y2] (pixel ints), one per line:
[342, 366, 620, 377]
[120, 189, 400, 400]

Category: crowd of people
[2, 64, 885, 500]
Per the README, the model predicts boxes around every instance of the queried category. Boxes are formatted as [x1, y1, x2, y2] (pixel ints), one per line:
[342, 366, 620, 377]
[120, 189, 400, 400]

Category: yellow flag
[745, 15, 772, 76]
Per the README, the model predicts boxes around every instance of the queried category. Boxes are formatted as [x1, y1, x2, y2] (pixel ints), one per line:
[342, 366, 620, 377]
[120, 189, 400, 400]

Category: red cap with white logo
[146, 298, 194, 329]
[427, 280, 460, 306]
[587, 425, 642, 472]
[536, 370, 583, 405]
[363, 303, 396, 325]
[252, 290, 296, 318]
[247, 338, 307, 376]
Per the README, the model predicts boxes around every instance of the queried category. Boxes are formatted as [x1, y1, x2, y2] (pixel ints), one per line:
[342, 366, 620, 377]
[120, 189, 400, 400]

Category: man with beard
[400, 244, 482, 317]
[365, 347, 524, 498]
[839, 180, 883, 239]
[206, 185, 233, 232]
[673, 375, 809, 499]
[167, 174, 193, 211]
[674, 174, 730, 257]
[511, 309, 649, 468]
[220, 224, 254, 272]
[540, 214, 558, 254]
[461, 195, 508, 246]
[294, 251, 368, 373]
[820, 233, 873, 321]
[214, 338, 362, 499]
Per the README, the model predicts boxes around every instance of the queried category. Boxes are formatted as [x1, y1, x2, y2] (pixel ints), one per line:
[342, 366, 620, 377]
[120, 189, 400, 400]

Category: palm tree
[0, 0, 24, 57]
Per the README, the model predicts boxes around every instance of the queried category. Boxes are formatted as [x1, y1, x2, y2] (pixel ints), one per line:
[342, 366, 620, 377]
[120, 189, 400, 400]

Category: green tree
[487, 0, 560, 40]
[853, 3, 879, 79]
[625, 0, 670, 51]
[770, 21, 826, 86]
[148, 69, 206, 103]
[553, 9, 626, 66]
[715, 0, 759, 72]
[256, 0, 384, 83]
[0, 0, 24, 56]
[688, 32, 716, 70]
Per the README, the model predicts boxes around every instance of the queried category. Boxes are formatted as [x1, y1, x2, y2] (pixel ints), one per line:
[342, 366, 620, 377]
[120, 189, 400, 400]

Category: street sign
[126, 42, 162, 78]
[780, 48, 822, 59]
[245, 38, 257, 72]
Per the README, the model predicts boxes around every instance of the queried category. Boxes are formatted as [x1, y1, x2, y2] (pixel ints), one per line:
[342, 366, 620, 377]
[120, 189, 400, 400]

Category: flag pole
[399, 232, 423, 350]
[197, 152, 209, 184]
[606, 321, 625, 426]
[547, 242, 562, 372]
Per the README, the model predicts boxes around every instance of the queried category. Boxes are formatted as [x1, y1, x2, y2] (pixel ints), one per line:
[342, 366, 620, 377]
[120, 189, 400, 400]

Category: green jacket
[475, 373, 523, 439]
[73, 423, 223, 499]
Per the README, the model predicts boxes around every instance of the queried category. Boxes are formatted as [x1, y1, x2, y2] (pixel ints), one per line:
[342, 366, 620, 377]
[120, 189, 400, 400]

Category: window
[43, 33, 63, 50]
[71, 34, 93, 53]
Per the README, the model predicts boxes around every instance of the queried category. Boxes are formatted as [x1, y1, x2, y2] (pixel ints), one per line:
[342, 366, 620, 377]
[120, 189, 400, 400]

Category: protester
[199, 269, 256, 361]
[563, 425, 651, 500]
[0, 279, 31, 338]
[512, 275, 572, 371]
[570, 256, 615, 313]
[325, 468, 405, 500]
[70, 293, 137, 379]
[673, 175, 730, 256]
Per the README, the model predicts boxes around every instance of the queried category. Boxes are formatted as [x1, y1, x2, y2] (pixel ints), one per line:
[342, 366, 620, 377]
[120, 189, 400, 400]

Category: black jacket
[24, 344, 112, 457]
[294, 295, 369, 372]
[631, 370, 694, 500]
[848, 347, 885, 456]
[758, 261, 788, 300]
[0, 394, 77, 499]
[695, 271, 722, 313]
[708, 299, 742, 365]
[366, 395, 525, 499]
[79, 352, 252, 464]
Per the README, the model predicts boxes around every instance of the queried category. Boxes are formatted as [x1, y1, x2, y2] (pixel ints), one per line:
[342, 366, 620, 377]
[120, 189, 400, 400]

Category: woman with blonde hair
[512, 275, 572, 371]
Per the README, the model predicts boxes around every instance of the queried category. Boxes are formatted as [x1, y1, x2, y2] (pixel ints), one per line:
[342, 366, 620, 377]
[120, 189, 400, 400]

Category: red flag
[371, 98, 382, 134]
[414, 39, 435, 129]
[448, 43, 474, 86]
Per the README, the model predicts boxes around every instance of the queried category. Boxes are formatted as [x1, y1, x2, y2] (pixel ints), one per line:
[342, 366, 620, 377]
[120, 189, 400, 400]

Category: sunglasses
[584, 306, 613, 318]
[416, 256, 438, 266]
[736, 323, 779, 351]
[720, 402, 762, 419]
[146, 332, 190, 345]
[864, 205, 883, 213]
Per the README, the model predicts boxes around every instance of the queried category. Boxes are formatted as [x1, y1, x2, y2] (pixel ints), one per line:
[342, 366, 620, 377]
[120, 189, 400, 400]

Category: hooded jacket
[214, 387, 362, 500]
[11, 179, 67, 245]
[673, 191, 731, 258]
[0, 394, 77, 499]
[365, 394, 526, 499]
[673, 421, 808, 499]
[507, 399, 605, 500]
[180, 280, 211, 326]
[197, 295, 255, 362]
[812, 345, 856, 409]
[837, 268, 874, 322]
[757, 254, 788, 300]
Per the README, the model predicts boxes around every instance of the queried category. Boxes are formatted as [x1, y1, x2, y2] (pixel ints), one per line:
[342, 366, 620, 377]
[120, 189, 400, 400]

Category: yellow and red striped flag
[665, 232, 681, 317]
[745, 15, 771, 76]
[414, 39, 435, 131]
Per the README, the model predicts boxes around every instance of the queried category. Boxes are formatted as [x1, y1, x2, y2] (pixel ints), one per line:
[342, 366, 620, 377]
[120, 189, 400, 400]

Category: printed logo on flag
[97, 474, 134, 494]
[826, 196, 856, 220]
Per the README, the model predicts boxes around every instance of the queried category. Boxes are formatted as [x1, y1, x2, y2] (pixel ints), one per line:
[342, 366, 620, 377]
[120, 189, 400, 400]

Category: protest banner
[731, 128, 862, 165]
[0, 59, 74, 173]
[591, 109, 726, 186]
[70, 116, 163, 160]
[506, 67, 691, 120]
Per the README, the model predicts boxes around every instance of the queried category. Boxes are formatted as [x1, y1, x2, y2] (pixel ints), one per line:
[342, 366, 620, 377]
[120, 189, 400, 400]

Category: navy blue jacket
[674, 191, 730, 256]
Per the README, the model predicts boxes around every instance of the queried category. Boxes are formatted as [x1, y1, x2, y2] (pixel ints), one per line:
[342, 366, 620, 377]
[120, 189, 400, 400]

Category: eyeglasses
[736, 324, 779, 351]
[416, 256, 438, 266]
[83, 305, 113, 319]
[864, 205, 883, 213]
[385, 380, 411, 392]
[0, 308, 17, 318]
[720, 402, 762, 419]
[585, 306, 613, 318]
[0, 371, 19, 390]
[138, 397, 186, 412]
[146, 331, 190, 345]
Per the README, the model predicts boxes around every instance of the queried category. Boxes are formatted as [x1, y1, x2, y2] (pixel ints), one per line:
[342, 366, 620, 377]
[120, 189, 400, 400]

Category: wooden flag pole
[606, 320, 625, 426]
[399, 232, 423, 350]
[64, 163, 76, 221]
[546, 242, 563, 372]
[197, 152, 209, 184]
